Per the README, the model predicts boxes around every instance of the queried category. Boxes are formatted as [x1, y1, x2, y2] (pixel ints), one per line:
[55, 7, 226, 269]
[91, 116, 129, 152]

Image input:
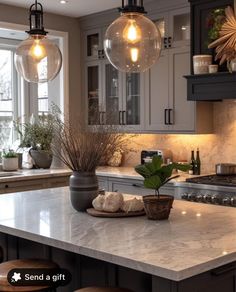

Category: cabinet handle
[164, 37, 168, 49]
[119, 111, 123, 125]
[164, 109, 169, 125]
[168, 37, 172, 48]
[132, 184, 144, 188]
[102, 112, 106, 125]
[99, 112, 103, 125]
[122, 111, 126, 125]
[211, 264, 236, 276]
[168, 109, 174, 125]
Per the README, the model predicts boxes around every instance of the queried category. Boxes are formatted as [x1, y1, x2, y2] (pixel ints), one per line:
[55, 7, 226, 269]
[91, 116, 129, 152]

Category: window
[0, 49, 17, 147]
[38, 83, 49, 115]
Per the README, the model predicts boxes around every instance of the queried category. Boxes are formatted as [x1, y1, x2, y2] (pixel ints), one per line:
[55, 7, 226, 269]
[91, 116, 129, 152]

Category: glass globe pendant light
[104, 0, 161, 73]
[15, 0, 62, 83]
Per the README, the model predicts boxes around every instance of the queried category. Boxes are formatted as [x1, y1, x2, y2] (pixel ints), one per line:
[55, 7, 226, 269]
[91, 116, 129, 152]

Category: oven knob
[196, 194, 203, 202]
[222, 197, 231, 206]
[230, 197, 236, 207]
[203, 194, 211, 203]
[211, 195, 220, 204]
[181, 193, 189, 200]
[188, 193, 197, 201]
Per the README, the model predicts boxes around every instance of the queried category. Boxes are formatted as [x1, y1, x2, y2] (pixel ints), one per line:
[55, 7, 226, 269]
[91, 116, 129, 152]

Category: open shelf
[185, 72, 236, 101]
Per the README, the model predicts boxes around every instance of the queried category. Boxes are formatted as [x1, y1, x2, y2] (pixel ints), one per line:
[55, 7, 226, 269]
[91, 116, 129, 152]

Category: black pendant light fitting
[119, 0, 147, 14]
[27, 0, 48, 36]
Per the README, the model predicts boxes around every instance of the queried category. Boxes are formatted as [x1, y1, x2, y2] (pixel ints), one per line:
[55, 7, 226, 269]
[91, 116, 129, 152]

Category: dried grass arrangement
[208, 6, 236, 64]
[51, 110, 130, 172]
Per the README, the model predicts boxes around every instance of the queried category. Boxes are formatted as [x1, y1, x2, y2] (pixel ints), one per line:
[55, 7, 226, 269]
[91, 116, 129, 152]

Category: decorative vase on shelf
[70, 171, 99, 212]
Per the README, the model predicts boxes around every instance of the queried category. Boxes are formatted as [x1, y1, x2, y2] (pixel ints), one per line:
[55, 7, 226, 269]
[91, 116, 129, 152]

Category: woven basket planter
[143, 195, 174, 220]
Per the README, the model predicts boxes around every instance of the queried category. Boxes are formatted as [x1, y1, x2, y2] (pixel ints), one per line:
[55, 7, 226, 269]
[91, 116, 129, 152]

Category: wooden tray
[86, 208, 146, 218]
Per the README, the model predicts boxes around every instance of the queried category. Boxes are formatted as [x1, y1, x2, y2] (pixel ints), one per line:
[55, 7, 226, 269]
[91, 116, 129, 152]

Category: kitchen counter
[0, 187, 235, 281]
[0, 168, 72, 182]
[0, 166, 198, 185]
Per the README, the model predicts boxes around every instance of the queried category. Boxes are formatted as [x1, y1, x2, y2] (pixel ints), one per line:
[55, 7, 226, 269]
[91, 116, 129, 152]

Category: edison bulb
[123, 19, 142, 43]
[130, 48, 139, 62]
[104, 13, 161, 73]
[30, 39, 46, 60]
[15, 35, 62, 83]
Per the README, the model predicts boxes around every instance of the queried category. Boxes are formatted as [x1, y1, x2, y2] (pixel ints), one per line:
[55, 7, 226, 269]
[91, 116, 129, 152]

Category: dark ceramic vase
[29, 149, 53, 169]
[70, 171, 99, 212]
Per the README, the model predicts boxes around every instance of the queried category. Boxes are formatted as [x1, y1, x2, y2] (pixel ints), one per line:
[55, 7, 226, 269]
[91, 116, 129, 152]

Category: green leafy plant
[2, 150, 18, 158]
[14, 115, 55, 152]
[135, 155, 191, 196]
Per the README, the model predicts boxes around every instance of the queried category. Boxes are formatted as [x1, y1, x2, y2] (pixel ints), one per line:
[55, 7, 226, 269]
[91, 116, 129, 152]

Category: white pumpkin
[121, 198, 144, 213]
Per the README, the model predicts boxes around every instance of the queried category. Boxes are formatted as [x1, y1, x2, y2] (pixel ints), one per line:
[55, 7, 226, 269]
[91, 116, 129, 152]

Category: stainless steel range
[176, 175, 236, 207]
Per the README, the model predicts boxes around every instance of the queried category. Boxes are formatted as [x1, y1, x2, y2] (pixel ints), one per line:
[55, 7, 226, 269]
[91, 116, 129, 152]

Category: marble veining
[0, 188, 235, 281]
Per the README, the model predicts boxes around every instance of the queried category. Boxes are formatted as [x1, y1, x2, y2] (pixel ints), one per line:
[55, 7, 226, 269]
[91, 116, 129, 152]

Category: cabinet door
[168, 7, 190, 48]
[168, 46, 195, 132]
[97, 176, 109, 191]
[84, 28, 103, 61]
[86, 61, 103, 125]
[122, 72, 144, 130]
[145, 50, 169, 132]
[103, 61, 123, 125]
[154, 13, 169, 50]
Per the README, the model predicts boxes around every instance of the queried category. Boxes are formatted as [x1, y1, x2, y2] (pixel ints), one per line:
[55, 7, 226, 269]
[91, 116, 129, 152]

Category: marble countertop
[0, 168, 72, 182]
[0, 166, 197, 186]
[0, 187, 235, 281]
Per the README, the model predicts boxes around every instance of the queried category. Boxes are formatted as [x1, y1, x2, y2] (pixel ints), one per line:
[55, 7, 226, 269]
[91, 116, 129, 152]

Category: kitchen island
[0, 187, 235, 292]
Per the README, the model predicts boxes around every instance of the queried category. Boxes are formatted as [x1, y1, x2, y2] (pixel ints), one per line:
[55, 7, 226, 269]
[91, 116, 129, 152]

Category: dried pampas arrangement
[208, 6, 236, 64]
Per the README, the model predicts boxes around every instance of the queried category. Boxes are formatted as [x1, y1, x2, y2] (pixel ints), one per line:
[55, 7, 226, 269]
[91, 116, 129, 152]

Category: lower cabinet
[0, 175, 70, 194]
[98, 176, 175, 196]
[178, 262, 236, 292]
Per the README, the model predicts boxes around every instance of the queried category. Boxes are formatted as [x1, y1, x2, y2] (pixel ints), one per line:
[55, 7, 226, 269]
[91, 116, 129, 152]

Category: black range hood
[185, 72, 236, 101]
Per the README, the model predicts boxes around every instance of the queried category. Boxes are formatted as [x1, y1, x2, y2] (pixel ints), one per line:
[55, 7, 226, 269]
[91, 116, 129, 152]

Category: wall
[124, 100, 236, 174]
[0, 3, 81, 120]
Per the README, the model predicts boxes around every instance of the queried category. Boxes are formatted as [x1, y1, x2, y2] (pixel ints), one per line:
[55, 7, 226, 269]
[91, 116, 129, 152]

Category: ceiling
[0, 0, 122, 17]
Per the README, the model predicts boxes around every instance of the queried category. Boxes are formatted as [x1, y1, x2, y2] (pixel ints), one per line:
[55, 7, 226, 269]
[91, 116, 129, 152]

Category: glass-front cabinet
[86, 61, 101, 125]
[85, 28, 104, 61]
[124, 73, 141, 126]
[169, 8, 190, 48]
[154, 7, 190, 50]
[85, 27, 144, 130]
[104, 62, 121, 125]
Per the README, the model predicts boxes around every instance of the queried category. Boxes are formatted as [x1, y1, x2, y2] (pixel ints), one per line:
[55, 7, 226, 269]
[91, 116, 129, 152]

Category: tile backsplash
[123, 100, 236, 174]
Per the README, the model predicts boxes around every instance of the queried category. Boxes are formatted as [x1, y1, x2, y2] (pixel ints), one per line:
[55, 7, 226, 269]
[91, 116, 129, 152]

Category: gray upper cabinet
[84, 28, 144, 130]
[81, 2, 213, 134]
[145, 7, 213, 133]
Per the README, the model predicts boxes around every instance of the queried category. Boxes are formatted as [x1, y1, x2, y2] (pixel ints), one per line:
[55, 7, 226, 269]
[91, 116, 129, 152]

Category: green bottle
[195, 148, 201, 175]
[190, 150, 195, 175]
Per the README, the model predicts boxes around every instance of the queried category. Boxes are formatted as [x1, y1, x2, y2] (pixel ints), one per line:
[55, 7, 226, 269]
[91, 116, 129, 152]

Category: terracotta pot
[143, 195, 174, 220]
[70, 171, 99, 212]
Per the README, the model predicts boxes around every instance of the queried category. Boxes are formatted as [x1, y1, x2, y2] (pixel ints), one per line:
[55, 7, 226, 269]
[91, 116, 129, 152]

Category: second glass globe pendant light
[104, 0, 162, 73]
[15, 0, 62, 83]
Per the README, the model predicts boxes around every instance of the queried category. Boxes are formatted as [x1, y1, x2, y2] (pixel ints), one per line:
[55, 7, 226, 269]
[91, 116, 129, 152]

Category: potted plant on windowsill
[15, 115, 54, 169]
[2, 150, 18, 171]
[135, 155, 191, 220]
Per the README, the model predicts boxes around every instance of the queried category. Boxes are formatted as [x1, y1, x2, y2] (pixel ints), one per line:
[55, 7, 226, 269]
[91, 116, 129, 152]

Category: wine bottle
[190, 150, 195, 175]
[195, 148, 201, 175]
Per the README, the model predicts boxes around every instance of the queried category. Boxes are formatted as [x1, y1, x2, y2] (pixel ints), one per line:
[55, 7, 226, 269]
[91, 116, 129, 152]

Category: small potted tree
[15, 115, 54, 169]
[2, 150, 19, 171]
[135, 155, 190, 220]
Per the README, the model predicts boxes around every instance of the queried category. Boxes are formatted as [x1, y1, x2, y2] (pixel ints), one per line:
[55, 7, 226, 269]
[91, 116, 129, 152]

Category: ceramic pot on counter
[29, 149, 53, 169]
[70, 171, 99, 212]
[2, 157, 18, 171]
